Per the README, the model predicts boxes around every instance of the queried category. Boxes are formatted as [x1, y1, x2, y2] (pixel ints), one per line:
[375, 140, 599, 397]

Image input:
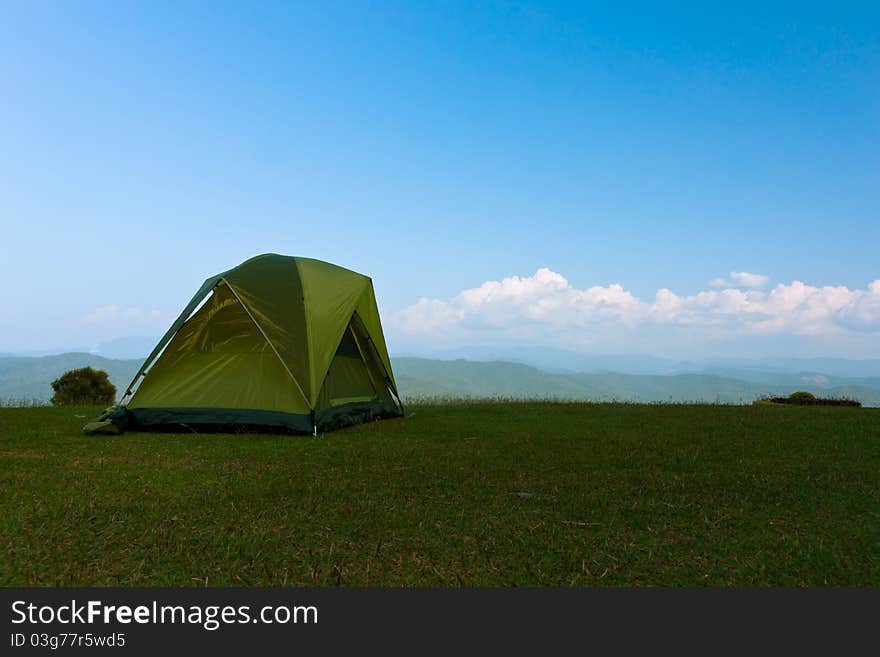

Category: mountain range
[394, 358, 880, 405]
[2, 352, 879, 407]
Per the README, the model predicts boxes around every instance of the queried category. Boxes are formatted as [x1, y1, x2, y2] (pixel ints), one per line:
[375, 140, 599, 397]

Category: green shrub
[755, 394, 861, 407]
[789, 391, 815, 400]
[50, 367, 117, 406]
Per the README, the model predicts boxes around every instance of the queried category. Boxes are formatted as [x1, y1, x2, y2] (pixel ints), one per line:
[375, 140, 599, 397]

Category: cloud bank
[391, 269, 880, 355]
[709, 271, 769, 289]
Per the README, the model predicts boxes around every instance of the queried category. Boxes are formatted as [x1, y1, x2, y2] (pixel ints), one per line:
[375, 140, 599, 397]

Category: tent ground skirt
[127, 401, 401, 434]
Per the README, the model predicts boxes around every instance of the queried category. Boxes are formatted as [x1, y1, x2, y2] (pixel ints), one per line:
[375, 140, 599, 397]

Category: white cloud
[836, 280, 880, 332]
[709, 271, 769, 289]
[390, 269, 880, 347]
[85, 304, 122, 322]
[393, 297, 460, 335]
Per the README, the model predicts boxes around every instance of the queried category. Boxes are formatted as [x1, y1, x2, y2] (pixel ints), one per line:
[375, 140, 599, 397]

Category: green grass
[1, 402, 879, 586]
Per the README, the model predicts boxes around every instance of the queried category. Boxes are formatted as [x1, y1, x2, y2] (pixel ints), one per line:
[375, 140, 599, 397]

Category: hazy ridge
[2, 353, 879, 407]
[394, 358, 880, 406]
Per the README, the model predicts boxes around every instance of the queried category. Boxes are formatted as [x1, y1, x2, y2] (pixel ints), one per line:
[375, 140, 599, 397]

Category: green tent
[87, 254, 403, 435]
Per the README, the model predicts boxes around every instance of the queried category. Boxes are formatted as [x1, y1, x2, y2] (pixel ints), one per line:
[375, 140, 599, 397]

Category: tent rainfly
[84, 254, 403, 435]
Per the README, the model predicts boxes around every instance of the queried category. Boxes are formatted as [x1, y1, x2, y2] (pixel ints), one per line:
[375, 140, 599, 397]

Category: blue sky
[1, 2, 878, 357]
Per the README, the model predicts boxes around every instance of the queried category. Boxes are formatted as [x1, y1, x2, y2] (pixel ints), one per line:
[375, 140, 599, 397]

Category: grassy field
[1, 402, 878, 586]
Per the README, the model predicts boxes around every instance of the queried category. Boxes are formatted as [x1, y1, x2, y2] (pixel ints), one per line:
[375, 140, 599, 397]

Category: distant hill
[744, 357, 880, 378]
[421, 346, 693, 375]
[697, 367, 880, 391]
[0, 354, 141, 402]
[393, 358, 880, 406]
[417, 346, 880, 378]
[2, 353, 879, 406]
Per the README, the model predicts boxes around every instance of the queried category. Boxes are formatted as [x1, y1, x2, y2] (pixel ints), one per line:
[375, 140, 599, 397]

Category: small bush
[789, 391, 815, 400]
[754, 394, 861, 407]
[50, 367, 117, 406]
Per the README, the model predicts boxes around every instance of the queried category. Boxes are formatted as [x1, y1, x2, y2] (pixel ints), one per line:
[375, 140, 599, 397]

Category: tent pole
[392, 387, 406, 415]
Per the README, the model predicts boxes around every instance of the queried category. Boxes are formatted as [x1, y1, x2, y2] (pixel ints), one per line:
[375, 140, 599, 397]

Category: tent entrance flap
[350, 311, 404, 411]
[316, 324, 390, 410]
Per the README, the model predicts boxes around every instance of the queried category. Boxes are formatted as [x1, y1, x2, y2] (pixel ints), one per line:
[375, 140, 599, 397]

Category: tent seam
[307, 280, 371, 407]
[362, 282, 399, 394]
[221, 277, 311, 410]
